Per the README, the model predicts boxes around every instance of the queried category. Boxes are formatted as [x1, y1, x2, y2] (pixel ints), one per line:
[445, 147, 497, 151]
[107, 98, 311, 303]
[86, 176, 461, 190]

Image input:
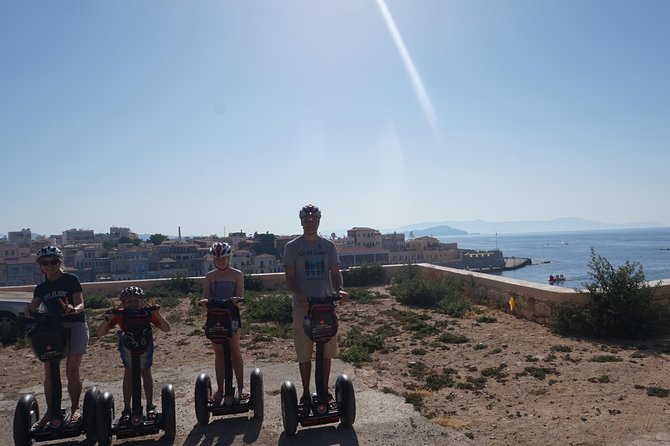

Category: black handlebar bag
[204, 300, 234, 343]
[28, 318, 70, 362]
[120, 308, 153, 354]
[308, 304, 338, 343]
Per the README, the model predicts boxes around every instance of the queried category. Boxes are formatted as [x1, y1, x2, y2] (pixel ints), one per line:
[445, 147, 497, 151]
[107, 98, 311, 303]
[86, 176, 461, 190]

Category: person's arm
[285, 264, 309, 310]
[234, 270, 244, 306]
[67, 291, 84, 315]
[153, 310, 171, 332]
[25, 295, 41, 316]
[199, 274, 212, 306]
[329, 266, 349, 301]
[96, 312, 115, 337]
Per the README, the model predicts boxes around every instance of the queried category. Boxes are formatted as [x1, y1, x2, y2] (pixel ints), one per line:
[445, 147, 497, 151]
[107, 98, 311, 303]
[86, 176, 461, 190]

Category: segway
[96, 305, 176, 446]
[280, 295, 355, 435]
[13, 310, 98, 446]
[194, 299, 263, 424]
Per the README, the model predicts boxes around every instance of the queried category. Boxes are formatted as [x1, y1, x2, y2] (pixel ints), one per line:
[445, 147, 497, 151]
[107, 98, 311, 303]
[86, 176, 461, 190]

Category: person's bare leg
[230, 331, 245, 398]
[141, 369, 153, 408]
[65, 353, 83, 417]
[299, 361, 311, 400]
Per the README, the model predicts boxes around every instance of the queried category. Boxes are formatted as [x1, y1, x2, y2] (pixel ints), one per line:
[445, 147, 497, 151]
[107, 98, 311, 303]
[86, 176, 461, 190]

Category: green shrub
[390, 264, 470, 315]
[85, 293, 111, 309]
[244, 274, 264, 292]
[339, 325, 389, 366]
[347, 288, 379, 304]
[342, 265, 388, 287]
[165, 275, 201, 295]
[551, 249, 666, 338]
[244, 292, 293, 324]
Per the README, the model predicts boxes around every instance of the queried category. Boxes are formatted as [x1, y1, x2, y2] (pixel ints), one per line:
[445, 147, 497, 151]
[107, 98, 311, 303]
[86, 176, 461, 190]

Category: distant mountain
[406, 225, 467, 237]
[386, 218, 666, 235]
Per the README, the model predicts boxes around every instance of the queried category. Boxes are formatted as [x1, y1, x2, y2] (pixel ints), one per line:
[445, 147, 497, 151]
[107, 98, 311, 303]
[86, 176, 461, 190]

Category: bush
[342, 265, 388, 287]
[390, 264, 471, 315]
[551, 249, 666, 338]
[244, 292, 293, 324]
[244, 274, 264, 292]
[85, 293, 111, 309]
[347, 288, 379, 304]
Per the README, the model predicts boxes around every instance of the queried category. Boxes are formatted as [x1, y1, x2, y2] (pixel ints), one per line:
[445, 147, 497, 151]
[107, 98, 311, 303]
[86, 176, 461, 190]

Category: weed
[476, 316, 497, 323]
[473, 343, 486, 350]
[550, 345, 572, 353]
[408, 362, 428, 379]
[588, 375, 610, 383]
[523, 366, 560, 380]
[589, 355, 622, 363]
[402, 392, 424, 410]
[425, 368, 457, 390]
[646, 386, 670, 397]
[439, 332, 469, 344]
[481, 364, 508, 382]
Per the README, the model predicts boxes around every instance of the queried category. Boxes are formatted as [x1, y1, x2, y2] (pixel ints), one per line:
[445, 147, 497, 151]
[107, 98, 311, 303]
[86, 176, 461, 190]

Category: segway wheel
[280, 381, 298, 436]
[83, 386, 99, 443]
[250, 368, 264, 419]
[194, 373, 211, 425]
[13, 393, 38, 446]
[161, 384, 176, 439]
[96, 391, 115, 446]
[336, 374, 356, 427]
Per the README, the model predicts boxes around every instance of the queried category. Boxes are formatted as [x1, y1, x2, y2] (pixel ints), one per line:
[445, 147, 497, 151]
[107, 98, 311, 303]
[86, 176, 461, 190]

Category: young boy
[96, 286, 170, 422]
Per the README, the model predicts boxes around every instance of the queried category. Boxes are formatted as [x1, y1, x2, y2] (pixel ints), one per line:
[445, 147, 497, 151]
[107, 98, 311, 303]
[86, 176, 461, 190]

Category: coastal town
[0, 226, 512, 287]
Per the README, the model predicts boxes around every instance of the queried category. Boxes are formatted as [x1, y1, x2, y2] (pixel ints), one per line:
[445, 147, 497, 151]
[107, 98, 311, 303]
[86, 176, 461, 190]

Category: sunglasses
[39, 259, 61, 266]
[302, 217, 320, 222]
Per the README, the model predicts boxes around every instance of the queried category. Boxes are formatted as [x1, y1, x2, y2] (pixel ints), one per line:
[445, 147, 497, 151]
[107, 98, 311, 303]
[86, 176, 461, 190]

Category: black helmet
[36, 246, 64, 262]
[120, 286, 145, 299]
[211, 242, 232, 258]
[299, 204, 321, 219]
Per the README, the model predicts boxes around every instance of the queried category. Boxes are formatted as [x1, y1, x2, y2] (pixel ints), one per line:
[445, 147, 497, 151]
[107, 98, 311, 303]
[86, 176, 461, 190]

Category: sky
[2, 0, 669, 238]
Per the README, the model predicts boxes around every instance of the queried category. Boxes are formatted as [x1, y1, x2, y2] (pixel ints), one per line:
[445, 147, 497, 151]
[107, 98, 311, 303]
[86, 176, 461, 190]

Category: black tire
[194, 373, 211, 425]
[250, 368, 264, 419]
[13, 393, 37, 446]
[96, 391, 114, 446]
[280, 381, 298, 436]
[83, 386, 99, 443]
[336, 374, 356, 427]
[161, 384, 176, 439]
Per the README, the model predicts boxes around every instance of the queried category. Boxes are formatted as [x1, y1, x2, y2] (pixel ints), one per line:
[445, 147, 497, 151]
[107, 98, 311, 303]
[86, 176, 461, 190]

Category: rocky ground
[2, 286, 670, 445]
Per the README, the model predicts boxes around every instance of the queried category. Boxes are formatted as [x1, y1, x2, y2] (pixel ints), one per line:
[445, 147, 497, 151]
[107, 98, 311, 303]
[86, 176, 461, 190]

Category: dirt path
[4, 288, 670, 445]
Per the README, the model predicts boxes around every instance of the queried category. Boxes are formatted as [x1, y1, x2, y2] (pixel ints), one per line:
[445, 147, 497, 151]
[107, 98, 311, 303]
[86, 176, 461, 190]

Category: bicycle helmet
[211, 242, 232, 258]
[36, 246, 64, 262]
[120, 286, 145, 299]
[299, 204, 321, 220]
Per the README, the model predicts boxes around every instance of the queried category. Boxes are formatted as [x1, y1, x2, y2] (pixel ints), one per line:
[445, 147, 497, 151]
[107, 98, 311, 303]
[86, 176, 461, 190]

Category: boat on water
[548, 274, 565, 284]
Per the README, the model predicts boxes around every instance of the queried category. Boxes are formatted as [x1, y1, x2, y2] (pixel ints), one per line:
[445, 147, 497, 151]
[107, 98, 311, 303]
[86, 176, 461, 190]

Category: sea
[436, 227, 670, 288]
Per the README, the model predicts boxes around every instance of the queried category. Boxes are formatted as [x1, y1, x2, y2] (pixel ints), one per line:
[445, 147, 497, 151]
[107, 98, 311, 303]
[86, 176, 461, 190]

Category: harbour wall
[3, 264, 669, 325]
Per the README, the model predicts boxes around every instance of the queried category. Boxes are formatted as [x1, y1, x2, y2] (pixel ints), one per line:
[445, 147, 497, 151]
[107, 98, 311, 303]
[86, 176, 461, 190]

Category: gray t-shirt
[283, 235, 339, 305]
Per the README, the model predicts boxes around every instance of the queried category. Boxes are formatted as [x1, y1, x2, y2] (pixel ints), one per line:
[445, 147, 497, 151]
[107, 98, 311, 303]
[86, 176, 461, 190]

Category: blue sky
[2, 0, 669, 238]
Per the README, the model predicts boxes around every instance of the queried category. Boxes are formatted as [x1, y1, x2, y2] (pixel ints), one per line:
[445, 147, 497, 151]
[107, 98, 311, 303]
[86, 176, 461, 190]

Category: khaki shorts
[63, 321, 89, 355]
[292, 306, 337, 363]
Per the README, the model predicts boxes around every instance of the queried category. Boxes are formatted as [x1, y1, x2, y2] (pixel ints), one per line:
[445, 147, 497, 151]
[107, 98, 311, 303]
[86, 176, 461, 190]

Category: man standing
[283, 204, 348, 412]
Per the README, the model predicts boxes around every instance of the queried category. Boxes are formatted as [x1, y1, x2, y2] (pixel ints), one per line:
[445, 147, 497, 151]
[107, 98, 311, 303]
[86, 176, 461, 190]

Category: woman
[199, 242, 247, 405]
[26, 246, 88, 428]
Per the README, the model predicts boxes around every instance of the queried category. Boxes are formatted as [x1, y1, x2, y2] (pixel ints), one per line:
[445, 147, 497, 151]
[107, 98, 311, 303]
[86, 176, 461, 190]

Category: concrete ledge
[2, 264, 668, 325]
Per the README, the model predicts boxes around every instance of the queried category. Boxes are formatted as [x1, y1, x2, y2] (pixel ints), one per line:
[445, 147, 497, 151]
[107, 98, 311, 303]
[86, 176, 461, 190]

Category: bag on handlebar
[28, 318, 69, 361]
[119, 307, 153, 353]
[204, 300, 235, 342]
[308, 304, 338, 343]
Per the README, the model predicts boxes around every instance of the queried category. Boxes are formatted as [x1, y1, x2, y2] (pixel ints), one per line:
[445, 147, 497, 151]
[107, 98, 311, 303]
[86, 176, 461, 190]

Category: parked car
[0, 292, 32, 341]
